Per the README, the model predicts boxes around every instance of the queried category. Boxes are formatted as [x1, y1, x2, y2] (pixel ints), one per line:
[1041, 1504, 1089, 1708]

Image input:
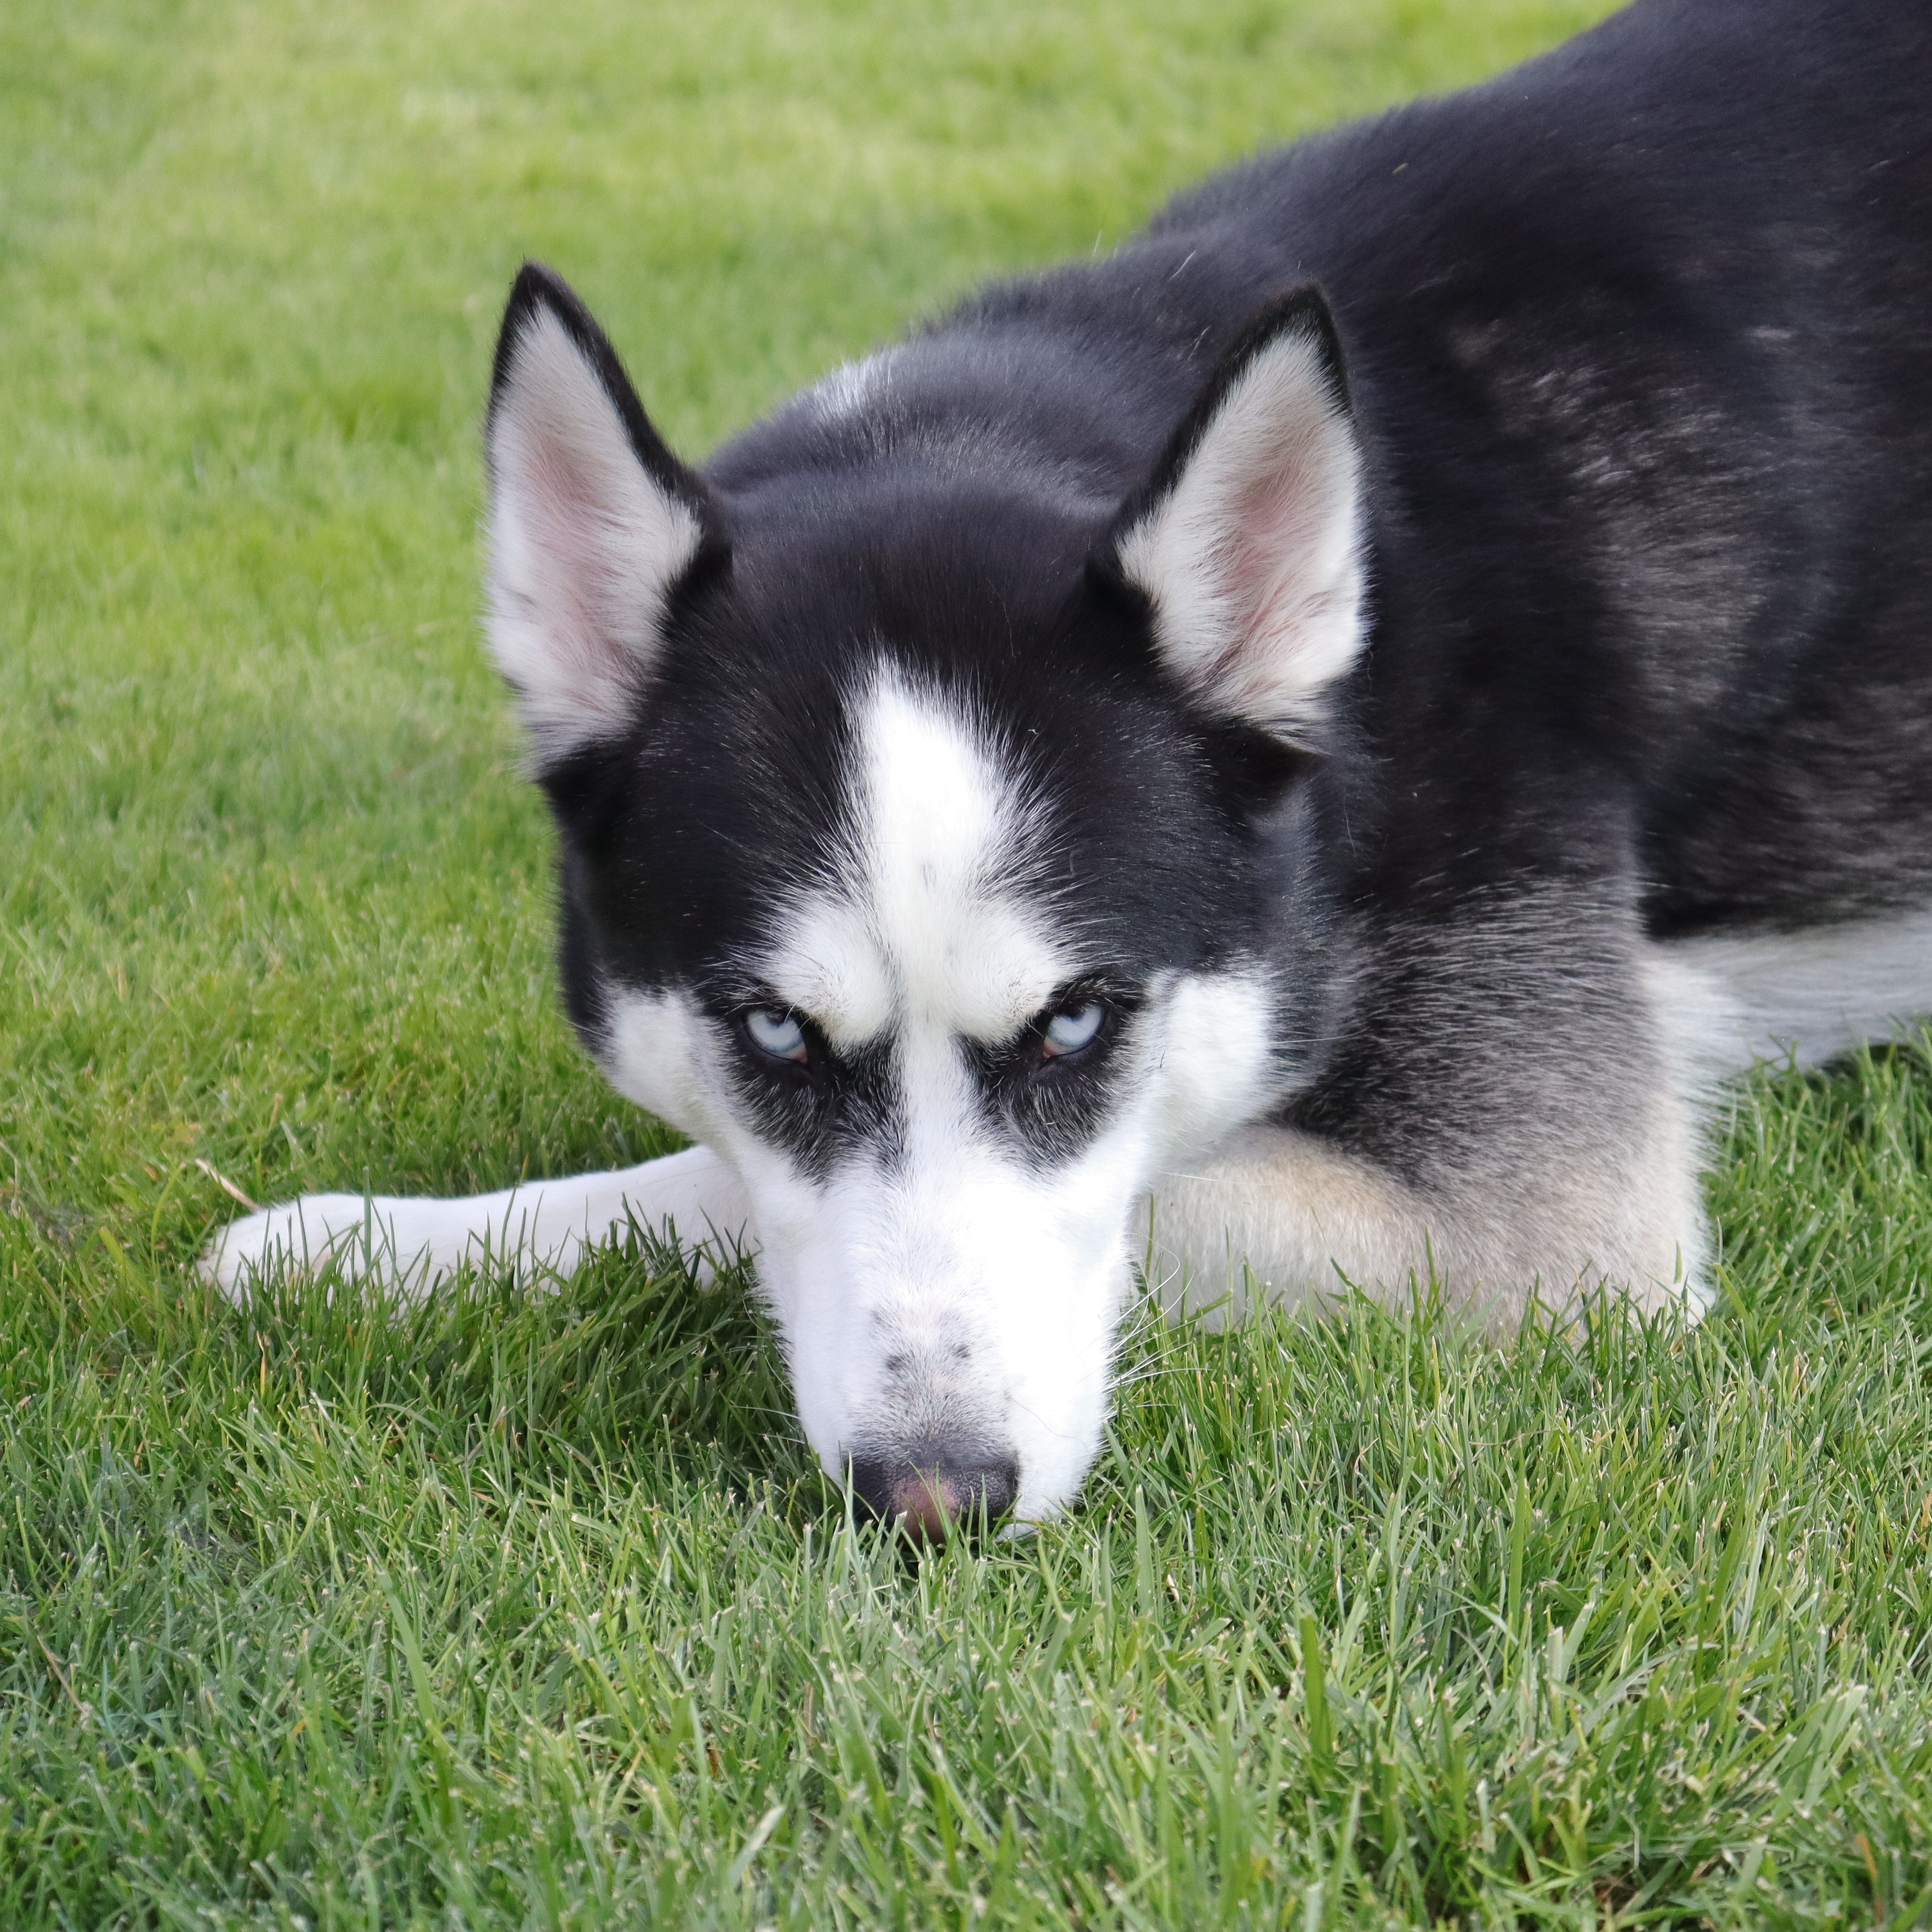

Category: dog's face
[483, 268, 1366, 1527]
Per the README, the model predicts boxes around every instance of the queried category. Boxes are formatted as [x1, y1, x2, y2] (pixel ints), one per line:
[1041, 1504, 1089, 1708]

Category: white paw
[198, 1194, 417, 1302]
[196, 1151, 754, 1305]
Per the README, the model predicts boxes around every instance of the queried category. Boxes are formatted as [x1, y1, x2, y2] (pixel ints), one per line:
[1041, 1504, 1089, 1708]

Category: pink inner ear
[519, 437, 638, 670]
[1113, 330, 1365, 735]
[1218, 412, 1346, 651]
[485, 305, 703, 755]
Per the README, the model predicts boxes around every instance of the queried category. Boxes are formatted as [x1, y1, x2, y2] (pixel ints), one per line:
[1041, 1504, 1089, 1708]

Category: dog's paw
[198, 1194, 397, 1302]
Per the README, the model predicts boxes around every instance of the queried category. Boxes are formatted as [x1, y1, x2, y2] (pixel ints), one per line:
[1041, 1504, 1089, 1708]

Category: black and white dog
[208, 0, 1932, 1534]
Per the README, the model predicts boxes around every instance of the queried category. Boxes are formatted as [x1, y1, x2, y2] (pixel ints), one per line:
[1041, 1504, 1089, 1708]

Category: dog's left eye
[1041, 1002, 1105, 1058]
[745, 1008, 809, 1063]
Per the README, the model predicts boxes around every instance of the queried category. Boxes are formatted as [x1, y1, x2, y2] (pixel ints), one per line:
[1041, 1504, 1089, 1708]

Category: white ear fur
[485, 304, 702, 760]
[1113, 325, 1365, 742]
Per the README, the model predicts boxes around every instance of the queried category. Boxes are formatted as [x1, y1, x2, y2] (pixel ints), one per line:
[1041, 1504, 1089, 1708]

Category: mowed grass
[4, 0, 1932, 1923]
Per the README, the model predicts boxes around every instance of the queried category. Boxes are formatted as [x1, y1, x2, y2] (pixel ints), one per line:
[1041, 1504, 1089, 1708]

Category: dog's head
[483, 264, 1367, 1530]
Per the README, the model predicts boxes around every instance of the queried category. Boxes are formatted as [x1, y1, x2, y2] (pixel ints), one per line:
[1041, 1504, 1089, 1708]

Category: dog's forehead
[754, 664, 1078, 1046]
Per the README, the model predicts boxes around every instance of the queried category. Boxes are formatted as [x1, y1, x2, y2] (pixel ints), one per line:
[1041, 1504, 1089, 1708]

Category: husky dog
[207, 0, 1932, 1534]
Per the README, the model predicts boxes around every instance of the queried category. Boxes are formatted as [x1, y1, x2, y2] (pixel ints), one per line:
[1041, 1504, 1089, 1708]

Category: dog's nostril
[848, 1450, 1020, 1544]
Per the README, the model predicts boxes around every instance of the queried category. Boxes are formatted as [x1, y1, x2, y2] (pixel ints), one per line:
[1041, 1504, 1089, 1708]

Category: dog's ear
[1101, 288, 1364, 746]
[485, 263, 722, 763]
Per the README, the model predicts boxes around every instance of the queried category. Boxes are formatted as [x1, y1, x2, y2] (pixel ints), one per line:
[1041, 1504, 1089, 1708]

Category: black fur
[497, 0, 1932, 1198]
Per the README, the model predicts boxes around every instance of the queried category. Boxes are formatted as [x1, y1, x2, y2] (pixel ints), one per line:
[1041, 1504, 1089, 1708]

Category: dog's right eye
[744, 1008, 809, 1064]
[1041, 1002, 1105, 1058]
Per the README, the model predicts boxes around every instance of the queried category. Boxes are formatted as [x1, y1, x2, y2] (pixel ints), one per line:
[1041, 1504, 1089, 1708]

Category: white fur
[722, 964, 1280, 1522]
[810, 350, 898, 423]
[1658, 904, 1932, 1077]
[486, 304, 701, 760]
[201, 1146, 750, 1297]
[1114, 327, 1365, 742]
[1147, 1088, 1712, 1337]
[600, 984, 716, 1136]
[715, 678, 1279, 1517]
[759, 666, 1075, 1049]
[734, 1040, 1133, 1520]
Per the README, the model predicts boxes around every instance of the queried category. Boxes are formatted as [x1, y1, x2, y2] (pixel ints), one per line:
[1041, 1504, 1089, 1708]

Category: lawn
[5, 0, 1932, 1923]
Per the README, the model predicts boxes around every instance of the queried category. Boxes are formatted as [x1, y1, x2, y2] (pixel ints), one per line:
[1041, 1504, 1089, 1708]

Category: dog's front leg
[1145, 884, 1717, 1328]
[1146, 1123, 1455, 1321]
[1145, 1114, 1709, 1329]
[199, 1144, 752, 1301]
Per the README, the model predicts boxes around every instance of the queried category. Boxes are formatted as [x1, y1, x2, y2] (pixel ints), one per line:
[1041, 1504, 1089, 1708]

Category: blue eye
[1042, 1002, 1104, 1058]
[746, 1008, 809, 1063]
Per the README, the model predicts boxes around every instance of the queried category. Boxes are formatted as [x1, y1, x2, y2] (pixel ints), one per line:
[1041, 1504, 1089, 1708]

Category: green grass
[5, 0, 1932, 1923]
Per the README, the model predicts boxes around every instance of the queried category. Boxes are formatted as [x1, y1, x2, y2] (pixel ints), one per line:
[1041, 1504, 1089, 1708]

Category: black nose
[848, 1449, 1020, 1542]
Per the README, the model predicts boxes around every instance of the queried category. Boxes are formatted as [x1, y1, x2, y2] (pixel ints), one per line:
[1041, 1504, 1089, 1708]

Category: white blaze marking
[761, 665, 1076, 1048]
